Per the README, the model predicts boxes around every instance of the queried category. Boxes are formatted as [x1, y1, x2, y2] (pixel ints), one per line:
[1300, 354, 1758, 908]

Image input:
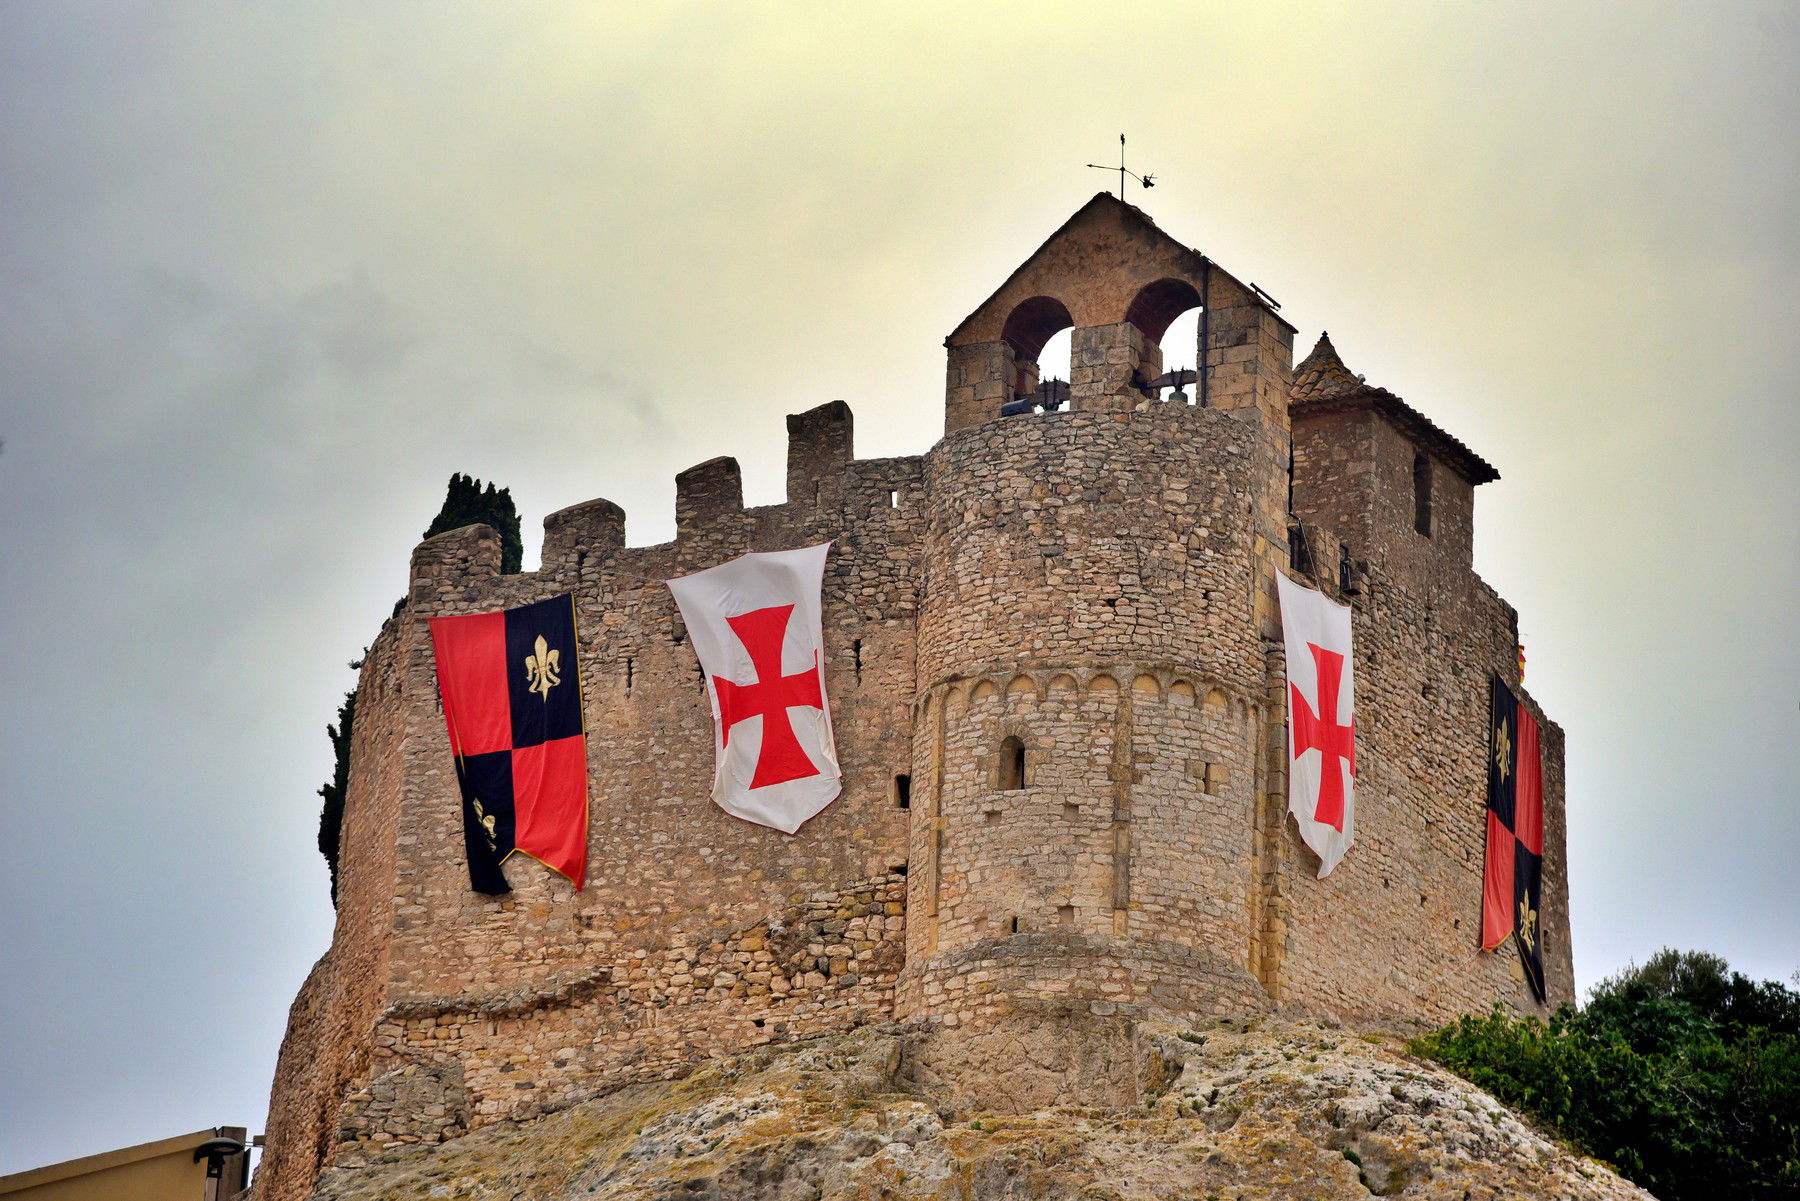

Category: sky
[1, 0, 1796, 1175]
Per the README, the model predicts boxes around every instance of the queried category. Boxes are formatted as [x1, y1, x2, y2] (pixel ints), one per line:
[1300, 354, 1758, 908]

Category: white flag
[1277, 571, 1356, 877]
[667, 543, 841, 833]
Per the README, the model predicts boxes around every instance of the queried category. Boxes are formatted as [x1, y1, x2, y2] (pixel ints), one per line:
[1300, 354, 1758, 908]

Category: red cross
[712, 604, 825, 790]
[1290, 642, 1355, 831]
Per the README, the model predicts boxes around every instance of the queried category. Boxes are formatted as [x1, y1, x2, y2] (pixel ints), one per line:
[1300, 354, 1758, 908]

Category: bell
[1167, 387, 1188, 404]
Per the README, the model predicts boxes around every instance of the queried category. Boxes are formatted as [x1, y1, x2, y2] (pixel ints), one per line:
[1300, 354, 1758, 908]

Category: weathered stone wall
[333, 873, 906, 1158]
[258, 202, 1575, 1197]
[256, 405, 922, 1201]
[897, 405, 1279, 1106]
[1282, 408, 1574, 1018]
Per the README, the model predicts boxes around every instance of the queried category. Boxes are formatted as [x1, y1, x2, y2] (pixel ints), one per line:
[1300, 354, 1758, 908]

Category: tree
[315, 688, 355, 905]
[1411, 948, 1800, 1201]
[421, 473, 523, 573]
[317, 475, 522, 904]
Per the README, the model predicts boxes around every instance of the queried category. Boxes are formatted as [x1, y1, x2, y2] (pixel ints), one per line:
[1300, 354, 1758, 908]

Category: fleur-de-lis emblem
[1517, 896, 1538, 950]
[525, 634, 562, 699]
[1493, 718, 1511, 782]
[472, 798, 498, 851]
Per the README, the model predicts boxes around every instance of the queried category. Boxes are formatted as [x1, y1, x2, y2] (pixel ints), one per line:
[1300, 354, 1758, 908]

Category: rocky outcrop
[300, 1017, 1654, 1200]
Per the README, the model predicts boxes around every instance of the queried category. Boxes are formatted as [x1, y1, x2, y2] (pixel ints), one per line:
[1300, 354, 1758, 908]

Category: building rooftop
[1290, 332, 1500, 485]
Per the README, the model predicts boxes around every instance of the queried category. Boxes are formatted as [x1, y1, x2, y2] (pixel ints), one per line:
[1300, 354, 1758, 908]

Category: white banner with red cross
[1277, 571, 1357, 877]
[667, 542, 841, 833]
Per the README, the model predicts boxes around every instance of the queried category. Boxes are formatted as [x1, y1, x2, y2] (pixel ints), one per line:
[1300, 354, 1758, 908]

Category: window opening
[894, 774, 911, 810]
[1413, 452, 1433, 537]
[998, 736, 1027, 790]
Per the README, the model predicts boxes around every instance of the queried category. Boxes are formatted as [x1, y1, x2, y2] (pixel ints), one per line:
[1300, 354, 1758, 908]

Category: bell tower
[902, 195, 1299, 1109]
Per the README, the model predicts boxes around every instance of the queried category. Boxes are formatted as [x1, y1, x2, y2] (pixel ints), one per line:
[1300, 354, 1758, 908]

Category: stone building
[254, 194, 1571, 1200]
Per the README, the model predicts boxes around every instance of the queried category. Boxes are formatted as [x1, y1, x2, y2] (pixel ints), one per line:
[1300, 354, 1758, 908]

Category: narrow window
[888, 489, 899, 509]
[998, 736, 1027, 790]
[625, 656, 634, 695]
[852, 638, 863, 682]
[1008, 916, 1021, 935]
[1413, 452, 1433, 537]
[894, 774, 911, 810]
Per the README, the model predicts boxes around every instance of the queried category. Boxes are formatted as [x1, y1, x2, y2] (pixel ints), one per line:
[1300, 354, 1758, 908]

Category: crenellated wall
[256, 403, 926, 1201]
[256, 200, 1573, 1199]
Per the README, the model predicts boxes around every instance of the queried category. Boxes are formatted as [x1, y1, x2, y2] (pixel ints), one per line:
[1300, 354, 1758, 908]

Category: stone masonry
[254, 194, 1572, 1200]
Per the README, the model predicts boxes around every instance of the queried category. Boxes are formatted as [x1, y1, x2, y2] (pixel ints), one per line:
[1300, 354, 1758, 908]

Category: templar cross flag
[1277, 572, 1356, 877]
[667, 543, 841, 833]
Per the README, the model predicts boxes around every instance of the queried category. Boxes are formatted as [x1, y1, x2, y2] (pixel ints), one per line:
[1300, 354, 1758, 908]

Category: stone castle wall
[899, 406, 1277, 1056]
[1280, 407, 1574, 1016]
[257, 199, 1574, 1199]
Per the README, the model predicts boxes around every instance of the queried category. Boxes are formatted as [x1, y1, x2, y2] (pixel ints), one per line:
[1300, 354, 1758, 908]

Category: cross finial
[1087, 133, 1155, 199]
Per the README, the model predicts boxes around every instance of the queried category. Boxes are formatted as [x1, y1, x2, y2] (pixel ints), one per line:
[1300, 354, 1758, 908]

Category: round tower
[898, 196, 1297, 1106]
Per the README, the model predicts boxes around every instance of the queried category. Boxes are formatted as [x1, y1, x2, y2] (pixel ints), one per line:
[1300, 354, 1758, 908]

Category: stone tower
[254, 195, 1570, 1201]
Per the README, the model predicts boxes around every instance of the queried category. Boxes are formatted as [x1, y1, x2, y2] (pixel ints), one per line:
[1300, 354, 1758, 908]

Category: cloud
[1, 0, 1796, 1174]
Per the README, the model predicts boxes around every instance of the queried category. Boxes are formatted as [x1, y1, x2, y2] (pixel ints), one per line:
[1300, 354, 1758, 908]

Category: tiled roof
[1290, 333, 1500, 485]
[1291, 331, 1364, 401]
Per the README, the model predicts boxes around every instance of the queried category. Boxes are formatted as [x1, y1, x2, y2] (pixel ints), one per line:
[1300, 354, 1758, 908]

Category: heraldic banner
[1276, 572, 1357, 877]
[667, 543, 841, 834]
[427, 594, 589, 894]
[1484, 675, 1545, 1000]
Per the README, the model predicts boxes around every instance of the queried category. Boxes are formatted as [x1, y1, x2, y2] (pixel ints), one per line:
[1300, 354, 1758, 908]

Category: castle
[255, 195, 1571, 1200]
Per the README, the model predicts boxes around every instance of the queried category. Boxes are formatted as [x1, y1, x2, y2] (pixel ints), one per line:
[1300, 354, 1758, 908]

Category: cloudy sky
[1, 0, 1795, 1174]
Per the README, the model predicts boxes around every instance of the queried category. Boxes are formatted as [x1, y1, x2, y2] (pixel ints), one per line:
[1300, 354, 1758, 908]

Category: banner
[667, 543, 840, 833]
[427, 595, 589, 893]
[1276, 572, 1356, 877]
[1483, 675, 1545, 1000]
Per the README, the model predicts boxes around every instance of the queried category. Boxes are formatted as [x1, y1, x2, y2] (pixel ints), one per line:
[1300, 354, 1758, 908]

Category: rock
[303, 1019, 1657, 1201]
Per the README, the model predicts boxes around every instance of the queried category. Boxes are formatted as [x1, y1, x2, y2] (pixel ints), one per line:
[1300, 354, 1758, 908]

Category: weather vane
[1088, 133, 1154, 199]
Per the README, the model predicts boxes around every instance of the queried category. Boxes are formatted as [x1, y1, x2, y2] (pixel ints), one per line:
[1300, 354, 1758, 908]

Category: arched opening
[998, 735, 1028, 790]
[1000, 296, 1074, 413]
[1125, 277, 1205, 403]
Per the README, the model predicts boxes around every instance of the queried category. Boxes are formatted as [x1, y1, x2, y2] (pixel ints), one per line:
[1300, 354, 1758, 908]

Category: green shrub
[1410, 950, 1800, 1201]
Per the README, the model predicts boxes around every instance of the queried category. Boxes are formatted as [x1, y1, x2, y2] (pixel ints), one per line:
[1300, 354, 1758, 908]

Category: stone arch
[1125, 277, 1205, 402]
[1124, 277, 1204, 344]
[1131, 673, 1162, 697]
[1001, 295, 1076, 360]
[1168, 679, 1197, 704]
[1006, 674, 1037, 698]
[1047, 672, 1079, 695]
[1089, 673, 1119, 693]
[945, 684, 968, 717]
[1000, 295, 1076, 402]
[971, 679, 1000, 702]
[1204, 687, 1229, 711]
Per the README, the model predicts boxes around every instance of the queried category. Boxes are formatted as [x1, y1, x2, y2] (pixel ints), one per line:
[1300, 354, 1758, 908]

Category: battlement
[257, 201, 1572, 1201]
[409, 400, 924, 608]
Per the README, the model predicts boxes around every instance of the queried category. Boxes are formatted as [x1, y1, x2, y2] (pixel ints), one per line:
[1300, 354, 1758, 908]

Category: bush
[1410, 950, 1800, 1200]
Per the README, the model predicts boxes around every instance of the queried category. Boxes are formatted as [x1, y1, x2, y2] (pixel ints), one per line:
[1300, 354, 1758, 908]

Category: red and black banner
[1482, 675, 1545, 1000]
[428, 595, 588, 894]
